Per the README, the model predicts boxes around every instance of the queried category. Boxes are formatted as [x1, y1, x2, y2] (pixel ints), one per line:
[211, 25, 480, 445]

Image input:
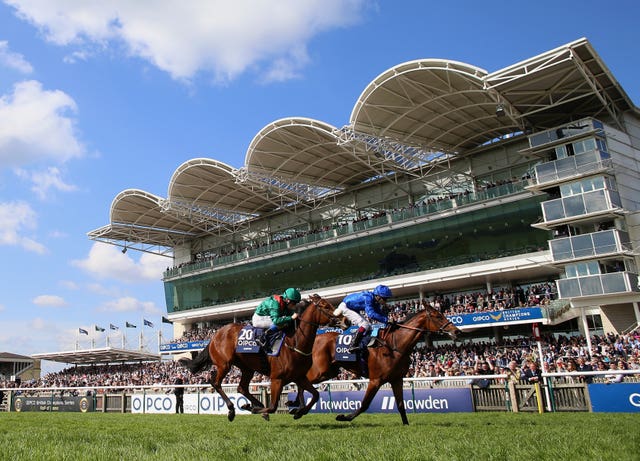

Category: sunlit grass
[0, 412, 638, 461]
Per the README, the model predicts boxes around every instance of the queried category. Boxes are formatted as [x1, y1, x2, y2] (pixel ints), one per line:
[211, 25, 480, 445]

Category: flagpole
[122, 323, 126, 349]
[75, 329, 79, 351]
[139, 317, 143, 351]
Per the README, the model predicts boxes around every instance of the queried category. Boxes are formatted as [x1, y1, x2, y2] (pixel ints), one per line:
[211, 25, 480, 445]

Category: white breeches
[252, 313, 273, 329]
[333, 302, 370, 329]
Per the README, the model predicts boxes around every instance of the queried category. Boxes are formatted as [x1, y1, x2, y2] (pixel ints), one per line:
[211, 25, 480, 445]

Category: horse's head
[300, 294, 337, 326]
[423, 306, 460, 340]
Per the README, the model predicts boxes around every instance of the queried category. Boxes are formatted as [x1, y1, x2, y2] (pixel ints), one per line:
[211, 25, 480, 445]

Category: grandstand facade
[89, 38, 640, 345]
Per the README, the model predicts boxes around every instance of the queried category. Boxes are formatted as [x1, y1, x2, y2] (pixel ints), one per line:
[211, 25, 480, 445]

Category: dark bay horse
[179, 294, 336, 421]
[295, 304, 460, 425]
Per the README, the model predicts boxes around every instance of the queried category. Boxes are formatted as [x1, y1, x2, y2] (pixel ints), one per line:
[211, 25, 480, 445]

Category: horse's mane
[401, 307, 431, 324]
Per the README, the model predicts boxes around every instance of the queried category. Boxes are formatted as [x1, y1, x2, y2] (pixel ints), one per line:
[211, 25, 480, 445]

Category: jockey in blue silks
[332, 285, 393, 352]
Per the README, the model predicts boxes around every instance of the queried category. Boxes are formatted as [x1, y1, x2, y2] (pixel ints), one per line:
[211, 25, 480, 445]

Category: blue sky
[1, 1, 638, 373]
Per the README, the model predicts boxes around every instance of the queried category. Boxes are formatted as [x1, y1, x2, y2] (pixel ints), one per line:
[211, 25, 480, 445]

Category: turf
[0, 412, 637, 461]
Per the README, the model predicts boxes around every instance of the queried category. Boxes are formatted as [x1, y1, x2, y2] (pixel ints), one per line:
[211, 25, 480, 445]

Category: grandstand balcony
[527, 118, 605, 150]
[534, 187, 624, 230]
[556, 271, 640, 299]
[527, 149, 613, 192]
[549, 229, 634, 264]
[163, 180, 530, 281]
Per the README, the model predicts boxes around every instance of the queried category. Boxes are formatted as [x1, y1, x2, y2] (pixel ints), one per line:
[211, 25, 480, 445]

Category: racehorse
[293, 303, 460, 425]
[179, 294, 336, 421]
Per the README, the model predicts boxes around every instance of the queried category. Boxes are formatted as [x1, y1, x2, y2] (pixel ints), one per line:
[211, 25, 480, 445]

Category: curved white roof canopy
[89, 38, 637, 255]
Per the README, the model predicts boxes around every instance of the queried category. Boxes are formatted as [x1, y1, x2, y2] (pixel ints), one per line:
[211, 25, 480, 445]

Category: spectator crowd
[3, 287, 638, 393]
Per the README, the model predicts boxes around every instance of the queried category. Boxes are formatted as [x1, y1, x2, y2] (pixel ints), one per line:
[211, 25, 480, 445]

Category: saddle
[334, 325, 385, 362]
[235, 325, 285, 356]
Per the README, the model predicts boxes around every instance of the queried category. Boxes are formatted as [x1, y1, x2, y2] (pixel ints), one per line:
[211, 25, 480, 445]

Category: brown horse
[294, 304, 460, 424]
[179, 294, 336, 421]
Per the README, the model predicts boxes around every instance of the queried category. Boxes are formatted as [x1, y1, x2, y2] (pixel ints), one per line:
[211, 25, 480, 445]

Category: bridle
[380, 308, 456, 354]
[285, 297, 336, 356]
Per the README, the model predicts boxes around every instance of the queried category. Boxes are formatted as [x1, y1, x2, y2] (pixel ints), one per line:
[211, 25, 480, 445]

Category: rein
[381, 311, 454, 354]
[285, 298, 334, 356]
[392, 318, 455, 335]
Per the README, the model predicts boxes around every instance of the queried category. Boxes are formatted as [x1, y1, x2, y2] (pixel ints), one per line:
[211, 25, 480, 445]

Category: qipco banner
[588, 383, 640, 412]
[131, 393, 253, 414]
[291, 387, 473, 414]
[447, 307, 544, 327]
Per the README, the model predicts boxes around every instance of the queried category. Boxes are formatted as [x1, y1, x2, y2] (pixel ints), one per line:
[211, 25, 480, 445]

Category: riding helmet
[373, 285, 393, 299]
[282, 288, 302, 303]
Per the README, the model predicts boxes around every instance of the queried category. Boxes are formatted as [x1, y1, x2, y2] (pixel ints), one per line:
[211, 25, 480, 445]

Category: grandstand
[0, 352, 38, 383]
[87, 37, 640, 354]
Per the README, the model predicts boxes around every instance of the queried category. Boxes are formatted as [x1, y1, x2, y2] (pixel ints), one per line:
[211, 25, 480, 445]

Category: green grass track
[0, 412, 638, 461]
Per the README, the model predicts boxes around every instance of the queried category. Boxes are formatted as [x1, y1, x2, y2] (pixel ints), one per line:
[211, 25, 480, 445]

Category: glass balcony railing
[532, 150, 611, 186]
[528, 118, 603, 149]
[549, 229, 632, 262]
[163, 181, 529, 279]
[541, 189, 622, 224]
[556, 271, 639, 299]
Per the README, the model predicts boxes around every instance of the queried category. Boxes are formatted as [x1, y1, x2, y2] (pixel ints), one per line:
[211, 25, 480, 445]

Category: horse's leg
[336, 378, 382, 422]
[292, 383, 308, 410]
[236, 371, 264, 412]
[257, 378, 284, 421]
[210, 366, 237, 422]
[390, 378, 409, 425]
[292, 377, 318, 420]
[292, 360, 338, 408]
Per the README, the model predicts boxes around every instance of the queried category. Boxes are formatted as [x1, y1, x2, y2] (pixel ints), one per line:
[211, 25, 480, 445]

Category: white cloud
[59, 280, 79, 290]
[0, 303, 5, 312]
[30, 317, 47, 329]
[0, 40, 34, 73]
[0, 319, 77, 356]
[33, 294, 68, 307]
[5, 0, 367, 82]
[98, 296, 160, 314]
[15, 166, 78, 199]
[0, 200, 46, 253]
[0, 80, 84, 169]
[72, 242, 167, 283]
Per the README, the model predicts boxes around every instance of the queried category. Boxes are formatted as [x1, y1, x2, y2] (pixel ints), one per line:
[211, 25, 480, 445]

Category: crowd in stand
[169, 284, 556, 346]
[4, 327, 638, 393]
[4, 284, 639, 393]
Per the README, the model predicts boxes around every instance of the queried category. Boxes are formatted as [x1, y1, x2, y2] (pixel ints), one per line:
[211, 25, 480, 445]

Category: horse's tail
[178, 340, 212, 374]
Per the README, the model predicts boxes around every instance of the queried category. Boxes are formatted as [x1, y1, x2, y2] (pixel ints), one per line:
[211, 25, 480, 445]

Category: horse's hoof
[261, 412, 270, 421]
[228, 409, 236, 422]
[239, 403, 252, 411]
[335, 414, 350, 422]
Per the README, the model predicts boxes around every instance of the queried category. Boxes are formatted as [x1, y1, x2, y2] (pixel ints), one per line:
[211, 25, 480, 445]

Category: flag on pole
[110, 324, 119, 331]
[161, 316, 173, 324]
[126, 322, 136, 328]
[79, 328, 88, 335]
[143, 319, 154, 328]
[95, 325, 105, 332]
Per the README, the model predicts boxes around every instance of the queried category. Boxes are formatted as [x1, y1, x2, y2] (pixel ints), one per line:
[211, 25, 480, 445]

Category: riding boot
[258, 328, 278, 352]
[348, 329, 365, 353]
